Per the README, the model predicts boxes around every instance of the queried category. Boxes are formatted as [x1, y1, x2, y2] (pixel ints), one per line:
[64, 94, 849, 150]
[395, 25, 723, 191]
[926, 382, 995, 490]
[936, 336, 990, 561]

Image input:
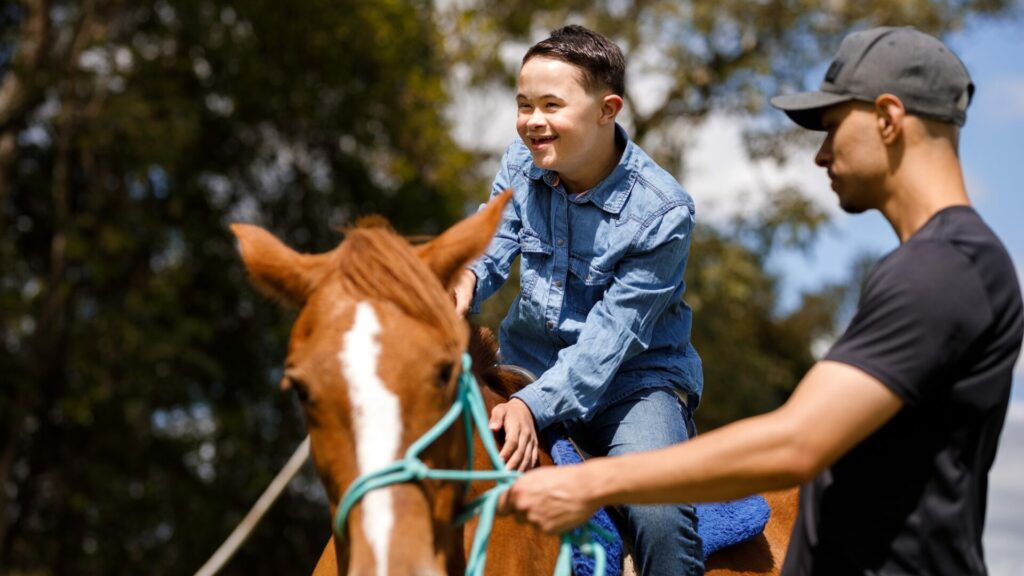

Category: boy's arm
[464, 149, 522, 314]
[512, 204, 694, 429]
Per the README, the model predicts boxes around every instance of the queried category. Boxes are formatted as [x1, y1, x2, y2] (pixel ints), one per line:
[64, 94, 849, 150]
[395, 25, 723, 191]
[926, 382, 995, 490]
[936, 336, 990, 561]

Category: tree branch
[0, 0, 51, 208]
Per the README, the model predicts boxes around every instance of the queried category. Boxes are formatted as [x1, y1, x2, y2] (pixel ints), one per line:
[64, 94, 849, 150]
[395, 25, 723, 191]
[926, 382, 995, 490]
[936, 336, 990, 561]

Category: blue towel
[546, 435, 623, 576]
[546, 434, 771, 574]
[695, 496, 771, 558]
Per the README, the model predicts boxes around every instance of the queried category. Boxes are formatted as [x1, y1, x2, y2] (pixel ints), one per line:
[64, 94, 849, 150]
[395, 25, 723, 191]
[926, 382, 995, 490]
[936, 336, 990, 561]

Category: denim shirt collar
[523, 123, 638, 215]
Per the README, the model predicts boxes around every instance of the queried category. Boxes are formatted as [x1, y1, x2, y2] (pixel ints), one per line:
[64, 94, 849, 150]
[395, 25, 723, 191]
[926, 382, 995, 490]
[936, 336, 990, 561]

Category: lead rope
[334, 353, 610, 576]
[194, 436, 311, 576]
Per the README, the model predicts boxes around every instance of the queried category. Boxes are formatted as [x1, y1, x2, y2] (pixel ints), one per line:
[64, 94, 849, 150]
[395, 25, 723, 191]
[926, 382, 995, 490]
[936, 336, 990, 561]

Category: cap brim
[770, 91, 854, 130]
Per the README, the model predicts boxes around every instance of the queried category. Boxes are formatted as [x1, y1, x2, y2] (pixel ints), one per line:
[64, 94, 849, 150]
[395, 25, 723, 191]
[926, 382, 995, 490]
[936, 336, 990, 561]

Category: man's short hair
[523, 25, 626, 97]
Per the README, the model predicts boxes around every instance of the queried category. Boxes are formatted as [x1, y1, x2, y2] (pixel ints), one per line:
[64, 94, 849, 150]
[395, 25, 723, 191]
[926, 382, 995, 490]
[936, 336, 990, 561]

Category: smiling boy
[501, 27, 1024, 576]
[452, 25, 704, 575]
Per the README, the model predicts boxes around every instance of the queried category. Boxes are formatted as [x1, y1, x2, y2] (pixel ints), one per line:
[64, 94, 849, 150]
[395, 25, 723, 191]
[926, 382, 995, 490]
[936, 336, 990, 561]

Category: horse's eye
[292, 380, 310, 403]
[281, 373, 311, 404]
[437, 362, 455, 387]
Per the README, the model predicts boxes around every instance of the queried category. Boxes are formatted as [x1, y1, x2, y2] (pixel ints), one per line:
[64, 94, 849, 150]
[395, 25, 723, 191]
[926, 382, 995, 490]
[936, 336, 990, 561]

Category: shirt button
[546, 320, 555, 330]
[554, 280, 562, 288]
[556, 239, 564, 247]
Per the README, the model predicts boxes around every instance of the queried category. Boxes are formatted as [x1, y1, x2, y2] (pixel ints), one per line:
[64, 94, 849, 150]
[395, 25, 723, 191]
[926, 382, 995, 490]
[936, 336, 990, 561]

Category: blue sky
[759, 18, 1024, 575]
[756, 15, 1024, 400]
[453, 15, 1024, 573]
[450, 13, 1024, 400]
[950, 16, 1024, 398]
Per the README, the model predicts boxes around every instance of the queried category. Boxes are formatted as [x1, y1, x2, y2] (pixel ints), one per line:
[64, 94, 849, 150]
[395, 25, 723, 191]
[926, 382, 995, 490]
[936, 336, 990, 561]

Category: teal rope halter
[333, 353, 610, 576]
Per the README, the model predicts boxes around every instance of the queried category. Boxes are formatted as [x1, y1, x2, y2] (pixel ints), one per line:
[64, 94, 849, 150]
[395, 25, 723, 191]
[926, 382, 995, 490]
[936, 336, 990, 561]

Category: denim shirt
[468, 125, 703, 430]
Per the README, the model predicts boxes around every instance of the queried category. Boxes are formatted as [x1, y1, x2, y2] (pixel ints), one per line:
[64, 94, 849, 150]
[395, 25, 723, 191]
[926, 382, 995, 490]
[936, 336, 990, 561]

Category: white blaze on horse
[233, 191, 797, 576]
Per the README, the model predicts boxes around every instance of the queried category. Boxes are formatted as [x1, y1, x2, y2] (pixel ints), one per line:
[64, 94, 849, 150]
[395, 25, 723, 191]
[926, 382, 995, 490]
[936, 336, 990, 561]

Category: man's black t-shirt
[782, 206, 1024, 576]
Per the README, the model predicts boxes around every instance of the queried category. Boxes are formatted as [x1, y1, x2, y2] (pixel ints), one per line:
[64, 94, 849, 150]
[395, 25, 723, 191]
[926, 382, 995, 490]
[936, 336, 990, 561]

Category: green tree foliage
[686, 187, 851, 429]
[438, 0, 1011, 173]
[438, 0, 1012, 428]
[0, 0, 480, 574]
[0, 0, 1013, 574]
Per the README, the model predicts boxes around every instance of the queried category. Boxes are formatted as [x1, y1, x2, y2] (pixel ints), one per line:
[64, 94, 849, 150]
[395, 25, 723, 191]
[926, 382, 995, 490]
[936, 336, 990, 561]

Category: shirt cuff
[466, 261, 487, 315]
[511, 385, 555, 431]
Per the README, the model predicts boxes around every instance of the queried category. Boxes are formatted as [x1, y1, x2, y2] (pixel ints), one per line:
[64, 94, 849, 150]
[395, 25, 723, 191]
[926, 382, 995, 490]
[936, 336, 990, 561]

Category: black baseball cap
[771, 26, 974, 130]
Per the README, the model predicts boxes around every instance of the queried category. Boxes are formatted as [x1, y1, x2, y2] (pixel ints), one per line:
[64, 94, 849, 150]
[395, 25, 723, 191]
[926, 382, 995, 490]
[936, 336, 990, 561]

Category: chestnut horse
[232, 191, 797, 575]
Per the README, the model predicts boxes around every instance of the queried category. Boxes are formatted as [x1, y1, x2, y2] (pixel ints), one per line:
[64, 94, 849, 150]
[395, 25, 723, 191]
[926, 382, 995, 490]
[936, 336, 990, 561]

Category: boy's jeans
[566, 386, 704, 576]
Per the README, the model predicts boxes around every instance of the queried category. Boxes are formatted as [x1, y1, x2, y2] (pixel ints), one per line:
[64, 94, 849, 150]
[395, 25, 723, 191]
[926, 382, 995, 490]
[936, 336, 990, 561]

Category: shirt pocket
[567, 254, 614, 315]
[518, 228, 552, 301]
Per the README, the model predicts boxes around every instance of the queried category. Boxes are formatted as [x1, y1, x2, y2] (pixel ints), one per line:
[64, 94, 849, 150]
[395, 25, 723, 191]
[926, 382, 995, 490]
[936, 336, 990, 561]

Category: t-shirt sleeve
[825, 241, 992, 406]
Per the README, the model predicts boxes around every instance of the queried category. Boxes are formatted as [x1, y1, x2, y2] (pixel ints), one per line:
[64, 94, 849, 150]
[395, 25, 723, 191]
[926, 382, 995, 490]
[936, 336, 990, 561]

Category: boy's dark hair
[523, 25, 625, 97]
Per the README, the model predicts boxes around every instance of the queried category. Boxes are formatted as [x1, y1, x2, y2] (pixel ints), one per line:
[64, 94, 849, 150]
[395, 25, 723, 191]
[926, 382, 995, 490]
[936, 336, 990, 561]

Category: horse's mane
[468, 325, 532, 400]
[334, 219, 462, 349]
[331, 218, 527, 399]
[467, 325, 499, 371]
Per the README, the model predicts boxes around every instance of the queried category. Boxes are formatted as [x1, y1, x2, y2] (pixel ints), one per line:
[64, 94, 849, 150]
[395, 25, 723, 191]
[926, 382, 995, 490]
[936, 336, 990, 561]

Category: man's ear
[231, 223, 334, 307]
[600, 94, 624, 125]
[415, 190, 512, 289]
[875, 94, 905, 144]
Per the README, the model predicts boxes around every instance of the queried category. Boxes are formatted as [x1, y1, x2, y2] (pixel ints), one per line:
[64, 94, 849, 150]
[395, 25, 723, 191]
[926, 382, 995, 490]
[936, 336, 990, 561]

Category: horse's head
[232, 192, 511, 576]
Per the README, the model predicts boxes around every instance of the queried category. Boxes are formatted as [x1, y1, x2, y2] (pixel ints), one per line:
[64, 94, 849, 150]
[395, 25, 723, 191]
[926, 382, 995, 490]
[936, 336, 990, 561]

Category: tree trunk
[0, 0, 51, 208]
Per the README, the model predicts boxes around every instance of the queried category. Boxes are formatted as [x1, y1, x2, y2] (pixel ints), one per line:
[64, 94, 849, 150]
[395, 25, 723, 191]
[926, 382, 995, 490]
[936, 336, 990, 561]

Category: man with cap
[500, 26, 1023, 575]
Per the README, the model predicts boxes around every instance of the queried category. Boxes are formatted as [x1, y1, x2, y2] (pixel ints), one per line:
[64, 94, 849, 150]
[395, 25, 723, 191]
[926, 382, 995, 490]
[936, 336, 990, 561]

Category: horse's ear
[416, 190, 512, 289]
[231, 223, 332, 307]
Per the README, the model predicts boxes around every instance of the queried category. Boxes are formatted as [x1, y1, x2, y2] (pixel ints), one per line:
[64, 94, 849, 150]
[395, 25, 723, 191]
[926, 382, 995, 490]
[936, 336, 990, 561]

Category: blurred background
[1, 1, 1021, 574]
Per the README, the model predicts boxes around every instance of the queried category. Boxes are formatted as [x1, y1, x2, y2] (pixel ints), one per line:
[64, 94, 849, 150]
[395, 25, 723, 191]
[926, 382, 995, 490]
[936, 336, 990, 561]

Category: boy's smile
[516, 57, 621, 194]
[527, 134, 558, 149]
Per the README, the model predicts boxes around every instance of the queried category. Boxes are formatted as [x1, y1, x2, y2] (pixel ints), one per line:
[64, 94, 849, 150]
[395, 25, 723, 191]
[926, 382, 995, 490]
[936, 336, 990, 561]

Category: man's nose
[815, 136, 832, 168]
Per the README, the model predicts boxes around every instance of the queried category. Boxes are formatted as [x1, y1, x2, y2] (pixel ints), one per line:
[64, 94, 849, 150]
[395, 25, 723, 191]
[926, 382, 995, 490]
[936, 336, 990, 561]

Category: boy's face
[516, 57, 613, 183]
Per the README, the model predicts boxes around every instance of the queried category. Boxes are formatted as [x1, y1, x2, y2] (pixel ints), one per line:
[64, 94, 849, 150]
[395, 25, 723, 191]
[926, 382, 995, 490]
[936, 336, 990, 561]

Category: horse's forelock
[333, 226, 462, 348]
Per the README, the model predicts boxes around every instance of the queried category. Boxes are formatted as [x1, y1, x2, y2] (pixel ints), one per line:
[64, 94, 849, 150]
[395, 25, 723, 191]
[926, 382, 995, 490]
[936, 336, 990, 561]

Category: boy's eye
[545, 103, 560, 110]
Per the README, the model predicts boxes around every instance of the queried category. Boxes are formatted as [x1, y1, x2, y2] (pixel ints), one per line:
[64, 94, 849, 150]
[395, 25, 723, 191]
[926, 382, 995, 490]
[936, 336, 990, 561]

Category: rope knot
[406, 459, 430, 480]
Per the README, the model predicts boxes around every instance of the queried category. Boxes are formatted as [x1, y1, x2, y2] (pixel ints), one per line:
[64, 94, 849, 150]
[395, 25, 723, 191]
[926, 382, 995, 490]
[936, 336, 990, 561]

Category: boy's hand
[452, 269, 477, 317]
[489, 399, 540, 471]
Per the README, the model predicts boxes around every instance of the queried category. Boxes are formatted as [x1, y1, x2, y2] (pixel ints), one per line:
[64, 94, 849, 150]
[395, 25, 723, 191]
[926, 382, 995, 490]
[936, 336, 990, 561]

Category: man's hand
[489, 398, 540, 471]
[499, 465, 598, 534]
[452, 269, 477, 317]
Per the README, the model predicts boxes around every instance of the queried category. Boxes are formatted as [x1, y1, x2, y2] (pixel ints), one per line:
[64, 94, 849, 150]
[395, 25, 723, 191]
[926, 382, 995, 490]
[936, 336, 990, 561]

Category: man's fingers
[497, 489, 512, 515]
[498, 484, 530, 527]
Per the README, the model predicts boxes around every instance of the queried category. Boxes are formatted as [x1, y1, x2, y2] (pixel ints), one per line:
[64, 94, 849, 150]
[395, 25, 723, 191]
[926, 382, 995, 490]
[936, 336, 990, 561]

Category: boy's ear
[416, 190, 512, 289]
[600, 94, 624, 124]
